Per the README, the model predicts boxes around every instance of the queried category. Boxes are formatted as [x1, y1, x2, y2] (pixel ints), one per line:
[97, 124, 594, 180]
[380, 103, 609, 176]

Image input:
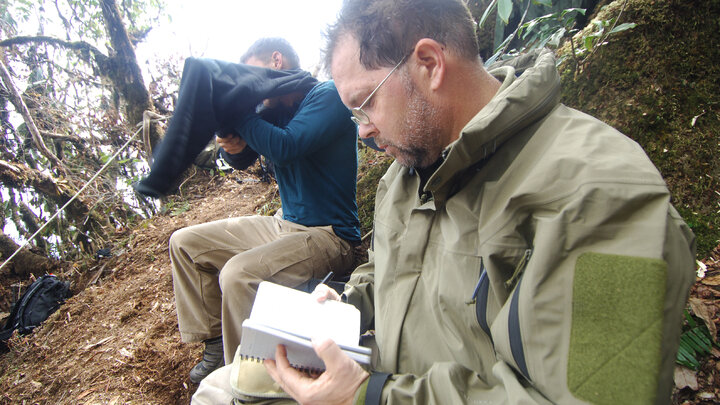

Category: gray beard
[392, 76, 445, 168]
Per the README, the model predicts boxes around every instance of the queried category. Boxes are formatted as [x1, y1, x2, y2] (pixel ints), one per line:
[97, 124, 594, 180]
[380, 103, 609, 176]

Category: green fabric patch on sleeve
[568, 252, 667, 404]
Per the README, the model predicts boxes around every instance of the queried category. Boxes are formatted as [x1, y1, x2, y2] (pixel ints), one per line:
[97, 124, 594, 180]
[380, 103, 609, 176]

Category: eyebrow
[347, 90, 364, 109]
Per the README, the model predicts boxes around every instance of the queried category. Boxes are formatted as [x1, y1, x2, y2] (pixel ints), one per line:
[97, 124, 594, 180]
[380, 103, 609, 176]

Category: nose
[356, 122, 378, 140]
[356, 124, 384, 151]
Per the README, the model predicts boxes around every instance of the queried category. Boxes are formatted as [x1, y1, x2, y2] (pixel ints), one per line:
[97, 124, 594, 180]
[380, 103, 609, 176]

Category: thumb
[312, 337, 350, 371]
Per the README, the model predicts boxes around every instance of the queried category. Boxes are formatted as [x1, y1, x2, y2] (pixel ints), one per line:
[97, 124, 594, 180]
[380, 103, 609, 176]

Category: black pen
[320, 271, 334, 285]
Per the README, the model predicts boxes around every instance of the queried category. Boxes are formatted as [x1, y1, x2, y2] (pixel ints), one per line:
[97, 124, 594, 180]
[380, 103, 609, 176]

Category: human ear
[411, 38, 446, 91]
[271, 51, 283, 69]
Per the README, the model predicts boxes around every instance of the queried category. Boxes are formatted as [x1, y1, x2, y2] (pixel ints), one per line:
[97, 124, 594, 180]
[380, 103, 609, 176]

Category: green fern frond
[676, 309, 715, 370]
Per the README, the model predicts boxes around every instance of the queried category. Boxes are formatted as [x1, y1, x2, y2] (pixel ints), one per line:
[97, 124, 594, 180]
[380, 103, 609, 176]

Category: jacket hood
[423, 49, 561, 201]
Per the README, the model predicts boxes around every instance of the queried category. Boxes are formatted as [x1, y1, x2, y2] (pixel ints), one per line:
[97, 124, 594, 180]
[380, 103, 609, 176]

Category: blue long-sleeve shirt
[223, 81, 360, 243]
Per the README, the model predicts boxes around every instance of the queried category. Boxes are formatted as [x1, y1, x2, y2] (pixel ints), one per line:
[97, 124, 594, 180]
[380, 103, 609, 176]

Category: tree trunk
[0, 159, 108, 253]
[19, 202, 49, 254]
[0, 232, 57, 278]
[100, 0, 163, 148]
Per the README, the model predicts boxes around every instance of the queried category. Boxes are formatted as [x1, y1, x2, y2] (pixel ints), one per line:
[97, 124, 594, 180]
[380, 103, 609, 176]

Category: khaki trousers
[170, 214, 354, 363]
[191, 363, 296, 404]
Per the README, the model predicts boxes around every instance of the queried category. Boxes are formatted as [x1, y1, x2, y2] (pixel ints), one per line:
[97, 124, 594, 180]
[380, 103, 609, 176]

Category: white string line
[0, 120, 155, 273]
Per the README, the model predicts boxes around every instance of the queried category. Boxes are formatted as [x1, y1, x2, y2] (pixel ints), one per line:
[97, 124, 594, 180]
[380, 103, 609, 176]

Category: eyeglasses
[350, 54, 408, 126]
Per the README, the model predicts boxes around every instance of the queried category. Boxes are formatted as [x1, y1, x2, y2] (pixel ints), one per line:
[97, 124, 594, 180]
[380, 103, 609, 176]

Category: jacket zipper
[508, 249, 533, 380]
[505, 249, 532, 289]
[471, 257, 493, 343]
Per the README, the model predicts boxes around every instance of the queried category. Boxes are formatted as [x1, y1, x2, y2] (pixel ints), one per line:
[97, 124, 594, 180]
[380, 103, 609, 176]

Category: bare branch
[53, 0, 74, 41]
[41, 131, 86, 151]
[0, 35, 109, 67]
[0, 58, 65, 171]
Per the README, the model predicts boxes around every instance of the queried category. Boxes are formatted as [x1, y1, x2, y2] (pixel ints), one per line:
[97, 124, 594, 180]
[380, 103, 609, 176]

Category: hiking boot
[189, 336, 224, 383]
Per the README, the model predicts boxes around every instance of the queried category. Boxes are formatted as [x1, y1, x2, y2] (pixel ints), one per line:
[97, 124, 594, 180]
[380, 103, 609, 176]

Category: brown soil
[0, 167, 278, 404]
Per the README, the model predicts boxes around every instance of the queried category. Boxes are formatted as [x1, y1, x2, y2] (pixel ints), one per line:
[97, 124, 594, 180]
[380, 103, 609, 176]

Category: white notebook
[238, 281, 372, 371]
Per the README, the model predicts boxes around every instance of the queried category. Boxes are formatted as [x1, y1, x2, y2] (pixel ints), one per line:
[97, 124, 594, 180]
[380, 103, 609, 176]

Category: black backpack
[0, 274, 71, 349]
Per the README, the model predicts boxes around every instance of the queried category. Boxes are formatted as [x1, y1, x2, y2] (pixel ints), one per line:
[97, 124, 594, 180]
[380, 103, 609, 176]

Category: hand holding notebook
[238, 281, 372, 371]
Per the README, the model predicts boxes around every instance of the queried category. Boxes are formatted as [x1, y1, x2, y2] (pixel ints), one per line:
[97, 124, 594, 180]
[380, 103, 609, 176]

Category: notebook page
[249, 281, 361, 346]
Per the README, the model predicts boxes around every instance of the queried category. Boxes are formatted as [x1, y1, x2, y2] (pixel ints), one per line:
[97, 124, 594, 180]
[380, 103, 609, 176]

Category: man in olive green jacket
[230, 1, 696, 404]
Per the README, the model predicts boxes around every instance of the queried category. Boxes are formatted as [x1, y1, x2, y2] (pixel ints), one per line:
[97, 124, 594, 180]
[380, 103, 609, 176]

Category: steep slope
[0, 169, 277, 404]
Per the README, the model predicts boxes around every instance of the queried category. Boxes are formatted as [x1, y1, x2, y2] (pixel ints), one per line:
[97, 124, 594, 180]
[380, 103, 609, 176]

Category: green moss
[356, 146, 394, 236]
[558, 0, 720, 258]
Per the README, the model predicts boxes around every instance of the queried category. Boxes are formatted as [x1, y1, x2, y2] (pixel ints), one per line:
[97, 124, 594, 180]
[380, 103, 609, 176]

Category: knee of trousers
[168, 227, 194, 252]
[217, 262, 257, 295]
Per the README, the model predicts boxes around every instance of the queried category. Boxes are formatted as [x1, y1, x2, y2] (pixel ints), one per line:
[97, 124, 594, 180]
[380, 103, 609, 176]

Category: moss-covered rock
[356, 145, 394, 237]
[558, 0, 720, 257]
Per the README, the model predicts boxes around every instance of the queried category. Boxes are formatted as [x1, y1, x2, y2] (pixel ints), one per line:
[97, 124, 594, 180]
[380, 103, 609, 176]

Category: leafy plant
[576, 19, 636, 56]
[257, 193, 281, 217]
[161, 201, 190, 217]
[676, 309, 716, 370]
[518, 8, 586, 51]
[476, 0, 635, 70]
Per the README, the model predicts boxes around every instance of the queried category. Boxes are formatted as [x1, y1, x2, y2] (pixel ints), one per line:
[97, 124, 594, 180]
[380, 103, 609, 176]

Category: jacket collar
[419, 49, 562, 203]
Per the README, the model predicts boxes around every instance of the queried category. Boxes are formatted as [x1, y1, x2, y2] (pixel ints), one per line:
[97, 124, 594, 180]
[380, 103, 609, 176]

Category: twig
[495, 0, 533, 59]
[581, 0, 630, 69]
[569, 31, 581, 78]
[90, 262, 109, 285]
[178, 166, 198, 198]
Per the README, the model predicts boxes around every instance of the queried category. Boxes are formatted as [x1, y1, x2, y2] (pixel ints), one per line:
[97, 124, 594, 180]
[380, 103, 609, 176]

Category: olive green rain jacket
[344, 50, 696, 404]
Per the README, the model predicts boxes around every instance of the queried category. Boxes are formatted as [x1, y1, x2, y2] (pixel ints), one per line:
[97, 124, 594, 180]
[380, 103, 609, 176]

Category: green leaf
[478, 0, 499, 28]
[677, 343, 700, 369]
[498, 0, 513, 24]
[684, 334, 705, 354]
[688, 328, 712, 352]
[547, 27, 566, 48]
[532, 0, 552, 6]
[592, 20, 606, 30]
[609, 22, 637, 34]
[676, 310, 718, 370]
[561, 8, 586, 18]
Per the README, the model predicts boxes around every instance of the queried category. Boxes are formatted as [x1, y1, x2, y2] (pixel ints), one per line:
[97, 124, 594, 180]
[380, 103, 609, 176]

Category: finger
[311, 284, 340, 302]
[265, 346, 299, 398]
[272, 344, 314, 397]
[312, 337, 351, 372]
[264, 358, 280, 381]
[274, 344, 292, 370]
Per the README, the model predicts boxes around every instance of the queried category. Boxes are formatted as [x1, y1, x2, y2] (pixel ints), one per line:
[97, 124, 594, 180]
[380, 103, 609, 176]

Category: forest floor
[0, 167, 278, 404]
[0, 164, 719, 404]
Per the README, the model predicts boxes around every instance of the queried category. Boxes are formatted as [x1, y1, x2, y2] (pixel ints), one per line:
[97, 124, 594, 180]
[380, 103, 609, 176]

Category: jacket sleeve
[359, 181, 695, 405]
[219, 145, 258, 170]
[232, 83, 354, 167]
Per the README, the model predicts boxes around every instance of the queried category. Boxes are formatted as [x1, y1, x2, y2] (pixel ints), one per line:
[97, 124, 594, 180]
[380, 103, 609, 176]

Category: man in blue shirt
[169, 38, 360, 383]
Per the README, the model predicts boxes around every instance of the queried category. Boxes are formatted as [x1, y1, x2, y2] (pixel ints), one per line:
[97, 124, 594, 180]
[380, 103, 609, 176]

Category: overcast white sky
[135, 0, 344, 76]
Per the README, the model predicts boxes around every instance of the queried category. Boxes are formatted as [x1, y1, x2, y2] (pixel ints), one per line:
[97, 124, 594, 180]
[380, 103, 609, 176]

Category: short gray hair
[324, 0, 478, 72]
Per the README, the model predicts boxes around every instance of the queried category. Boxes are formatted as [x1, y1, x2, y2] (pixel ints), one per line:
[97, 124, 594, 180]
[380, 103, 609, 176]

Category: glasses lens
[351, 108, 369, 125]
